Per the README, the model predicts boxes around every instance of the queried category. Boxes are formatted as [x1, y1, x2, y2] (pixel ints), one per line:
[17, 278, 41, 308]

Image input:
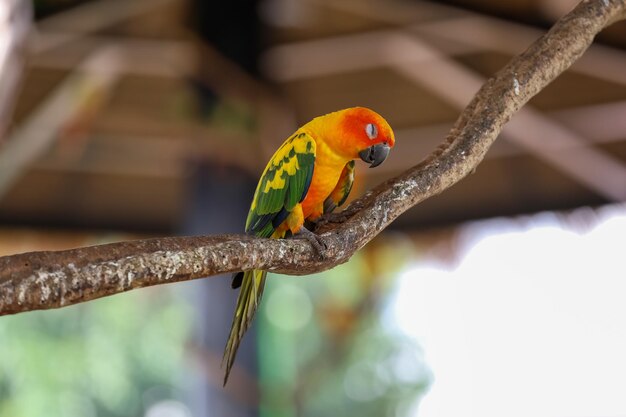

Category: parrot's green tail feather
[222, 269, 267, 385]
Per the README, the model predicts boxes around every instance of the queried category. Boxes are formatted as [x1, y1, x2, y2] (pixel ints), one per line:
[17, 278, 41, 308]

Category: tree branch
[2, 0, 625, 316]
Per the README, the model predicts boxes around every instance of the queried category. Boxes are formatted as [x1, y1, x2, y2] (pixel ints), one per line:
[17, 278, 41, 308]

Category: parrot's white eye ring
[365, 123, 378, 139]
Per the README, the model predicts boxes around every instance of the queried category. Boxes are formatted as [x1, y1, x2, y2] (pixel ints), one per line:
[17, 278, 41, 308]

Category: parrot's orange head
[337, 107, 395, 168]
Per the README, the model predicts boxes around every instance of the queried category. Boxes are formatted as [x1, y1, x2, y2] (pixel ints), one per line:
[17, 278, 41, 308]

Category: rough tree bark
[1, 0, 625, 316]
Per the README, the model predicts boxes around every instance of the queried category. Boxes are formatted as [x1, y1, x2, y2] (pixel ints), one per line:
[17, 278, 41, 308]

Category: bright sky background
[391, 205, 626, 417]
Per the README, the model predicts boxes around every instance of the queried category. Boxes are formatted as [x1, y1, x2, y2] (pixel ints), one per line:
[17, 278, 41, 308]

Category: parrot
[222, 107, 395, 385]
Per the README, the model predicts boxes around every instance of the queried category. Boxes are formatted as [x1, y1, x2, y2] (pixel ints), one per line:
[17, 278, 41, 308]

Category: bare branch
[1, 0, 625, 316]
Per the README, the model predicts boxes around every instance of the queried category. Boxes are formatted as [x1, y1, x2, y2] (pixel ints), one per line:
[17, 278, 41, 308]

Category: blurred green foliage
[259, 235, 431, 417]
[0, 287, 193, 417]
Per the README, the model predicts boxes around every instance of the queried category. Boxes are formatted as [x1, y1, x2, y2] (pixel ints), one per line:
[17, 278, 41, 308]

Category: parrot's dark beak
[359, 143, 390, 168]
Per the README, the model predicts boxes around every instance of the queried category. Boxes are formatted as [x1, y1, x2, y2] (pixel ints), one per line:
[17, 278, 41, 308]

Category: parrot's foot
[293, 227, 327, 258]
[313, 211, 351, 230]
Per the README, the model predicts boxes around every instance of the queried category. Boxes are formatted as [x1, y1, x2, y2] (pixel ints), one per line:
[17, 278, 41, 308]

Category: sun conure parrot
[223, 107, 395, 384]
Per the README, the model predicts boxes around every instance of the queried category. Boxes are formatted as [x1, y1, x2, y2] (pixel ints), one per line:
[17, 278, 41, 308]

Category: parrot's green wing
[224, 132, 316, 385]
[245, 132, 316, 238]
[323, 160, 355, 214]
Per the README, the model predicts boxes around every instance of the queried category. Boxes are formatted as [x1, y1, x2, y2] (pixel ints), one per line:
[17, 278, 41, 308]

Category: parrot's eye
[365, 123, 378, 140]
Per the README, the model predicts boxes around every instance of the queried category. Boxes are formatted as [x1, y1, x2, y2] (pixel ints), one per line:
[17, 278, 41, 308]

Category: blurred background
[1, 0, 625, 416]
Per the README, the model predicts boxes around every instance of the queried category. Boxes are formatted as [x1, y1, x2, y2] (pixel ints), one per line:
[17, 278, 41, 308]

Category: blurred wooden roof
[1, 0, 625, 232]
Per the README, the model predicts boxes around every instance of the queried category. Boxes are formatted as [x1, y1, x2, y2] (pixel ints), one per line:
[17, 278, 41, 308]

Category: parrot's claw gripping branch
[1, 0, 625, 316]
[326, 212, 351, 224]
[313, 211, 353, 230]
[292, 227, 328, 259]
